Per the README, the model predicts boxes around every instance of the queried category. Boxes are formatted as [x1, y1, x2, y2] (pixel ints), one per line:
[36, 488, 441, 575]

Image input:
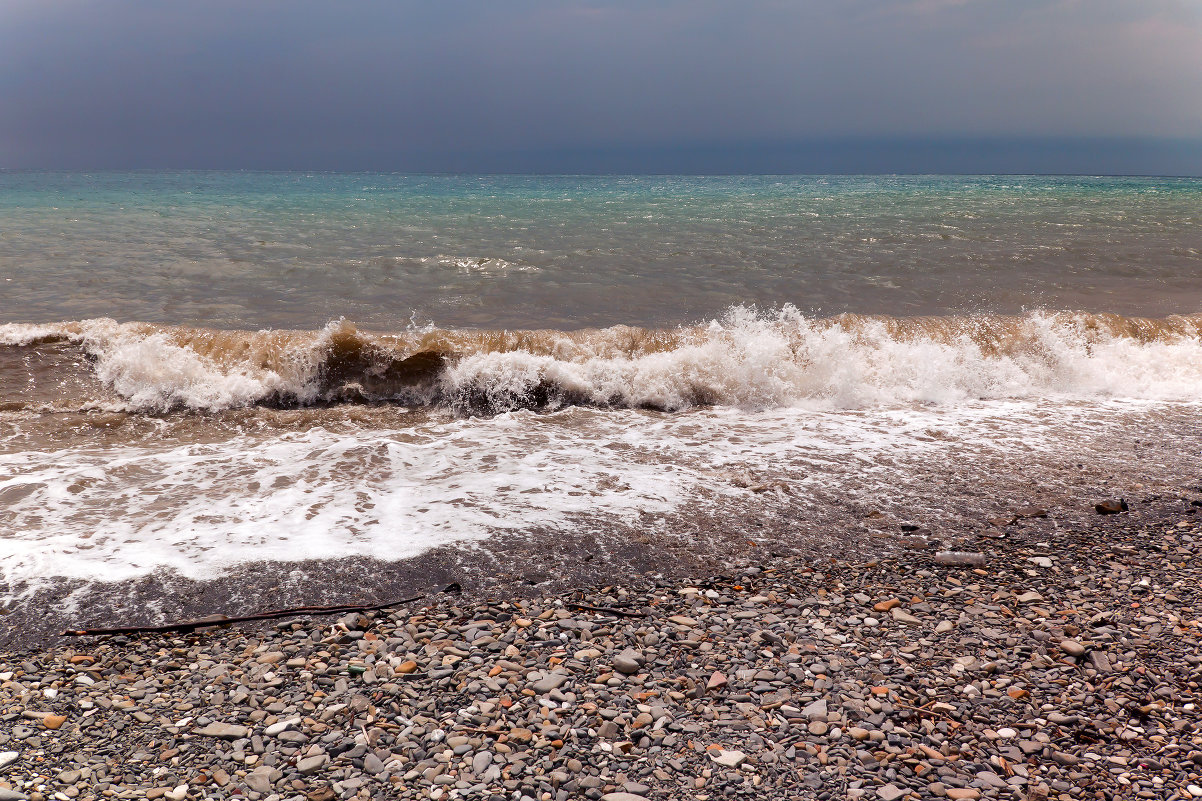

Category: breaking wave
[2, 307, 1201, 414]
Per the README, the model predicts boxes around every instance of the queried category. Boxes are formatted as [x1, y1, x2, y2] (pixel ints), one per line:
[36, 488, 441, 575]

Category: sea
[2, 172, 1201, 623]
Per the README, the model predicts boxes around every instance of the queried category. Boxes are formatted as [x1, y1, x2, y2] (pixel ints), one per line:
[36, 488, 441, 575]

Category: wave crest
[3, 307, 1201, 413]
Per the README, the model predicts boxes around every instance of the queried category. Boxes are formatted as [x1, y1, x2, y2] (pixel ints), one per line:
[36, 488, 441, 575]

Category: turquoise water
[2, 172, 1200, 329]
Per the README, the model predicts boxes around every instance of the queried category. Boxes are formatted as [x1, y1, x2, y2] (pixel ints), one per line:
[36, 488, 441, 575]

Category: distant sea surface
[2, 172, 1201, 607]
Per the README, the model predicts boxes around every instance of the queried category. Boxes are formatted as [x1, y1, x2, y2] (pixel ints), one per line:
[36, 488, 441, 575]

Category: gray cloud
[1, 0, 1200, 170]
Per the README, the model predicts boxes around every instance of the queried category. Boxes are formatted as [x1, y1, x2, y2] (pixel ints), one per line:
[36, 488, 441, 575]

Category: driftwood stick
[62, 595, 425, 637]
[564, 602, 647, 618]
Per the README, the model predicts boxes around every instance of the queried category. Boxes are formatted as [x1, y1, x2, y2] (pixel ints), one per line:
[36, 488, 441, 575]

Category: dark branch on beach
[61, 596, 425, 637]
[564, 602, 647, 618]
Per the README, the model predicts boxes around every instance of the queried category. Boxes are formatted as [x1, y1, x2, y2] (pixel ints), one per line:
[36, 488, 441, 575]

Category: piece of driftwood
[61, 596, 424, 637]
[564, 602, 646, 618]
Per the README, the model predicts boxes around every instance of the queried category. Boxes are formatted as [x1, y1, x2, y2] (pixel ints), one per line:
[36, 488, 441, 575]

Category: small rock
[802, 699, 827, 719]
[1059, 639, 1086, 658]
[194, 722, 249, 740]
[709, 749, 747, 768]
[264, 717, 300, 736]
[532, 672, 570, 693]
[297, 753, 329, 775]
[612, 650, 644, 675]
[244, 767, 277, 793]
[877, 785, 906, 801]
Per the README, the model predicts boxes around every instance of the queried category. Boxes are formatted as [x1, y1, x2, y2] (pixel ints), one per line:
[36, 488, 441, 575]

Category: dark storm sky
[3, 0, 1201, 173]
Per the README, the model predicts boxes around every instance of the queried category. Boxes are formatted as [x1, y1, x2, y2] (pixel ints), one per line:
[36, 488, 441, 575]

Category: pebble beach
[2, 500, 1201, 801]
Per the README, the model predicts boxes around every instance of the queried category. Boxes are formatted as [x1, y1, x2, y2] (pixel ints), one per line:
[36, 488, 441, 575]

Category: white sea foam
[2, 396, 1199, 590]
[441, 306, 1202, 410]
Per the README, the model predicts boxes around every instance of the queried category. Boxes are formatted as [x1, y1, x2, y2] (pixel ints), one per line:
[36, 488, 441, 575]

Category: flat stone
[472, 751, 492, 774]
[710, 749, 747, 768]
[1059, 639, 1086, 658]
[877, 784, 906, 801]
[264, 717, 300, 736]
[0, 790, 29, 801]
[297, 753, 329, 775]
[599, 794, 651, 801]
[890, 607, 921, 625]
[194, 722, 249, 739]
[243, 768, 275, 794]
[612, 650, 644, 675]
[531, 672, 570, 693]
[945, 790, 980, 800]
[0, 752, 19, 770]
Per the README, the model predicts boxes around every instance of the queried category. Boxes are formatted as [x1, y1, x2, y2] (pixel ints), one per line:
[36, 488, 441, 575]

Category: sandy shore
[1, 495, 1201, 800]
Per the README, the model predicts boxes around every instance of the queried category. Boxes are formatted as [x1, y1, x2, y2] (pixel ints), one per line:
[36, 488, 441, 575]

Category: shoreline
[2, 499, 1201, 800]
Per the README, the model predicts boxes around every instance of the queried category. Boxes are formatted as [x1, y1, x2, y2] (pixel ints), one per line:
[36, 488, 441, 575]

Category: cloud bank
[2, 0, 1200, 171]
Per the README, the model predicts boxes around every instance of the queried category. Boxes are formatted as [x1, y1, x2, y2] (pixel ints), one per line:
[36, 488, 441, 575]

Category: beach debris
[1095, 498, 1129, 514]
[61, 596, 424, 637]
[933, 551, 986, 567]
[564, 602, 647, 618]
